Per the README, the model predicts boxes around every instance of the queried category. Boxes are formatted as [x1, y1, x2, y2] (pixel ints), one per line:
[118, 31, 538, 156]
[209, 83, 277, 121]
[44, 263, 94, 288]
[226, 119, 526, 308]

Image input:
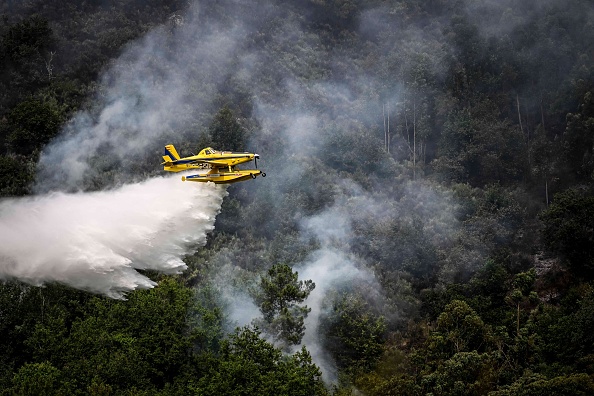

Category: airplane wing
[162, 145, 256, 171]
[180, 155, 256, 167]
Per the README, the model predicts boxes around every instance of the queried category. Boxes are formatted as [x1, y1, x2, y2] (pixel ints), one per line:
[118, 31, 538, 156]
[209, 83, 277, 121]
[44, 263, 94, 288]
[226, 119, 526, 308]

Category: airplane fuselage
[161, 145, 265, 184]
[163, 147, 258, 172]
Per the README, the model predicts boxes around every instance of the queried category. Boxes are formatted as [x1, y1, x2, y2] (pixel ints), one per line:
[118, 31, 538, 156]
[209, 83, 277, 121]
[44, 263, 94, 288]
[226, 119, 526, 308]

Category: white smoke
[288, 195, 380, 384]
[0, 175, 226, 298]
[7, 2, 239, 298]
[297, 249, 375, 384]
[35, 1, 246, 192]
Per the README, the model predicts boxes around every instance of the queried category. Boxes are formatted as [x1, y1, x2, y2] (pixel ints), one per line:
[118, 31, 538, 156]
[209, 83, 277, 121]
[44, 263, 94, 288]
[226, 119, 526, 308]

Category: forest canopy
[0, 0, 593, 394]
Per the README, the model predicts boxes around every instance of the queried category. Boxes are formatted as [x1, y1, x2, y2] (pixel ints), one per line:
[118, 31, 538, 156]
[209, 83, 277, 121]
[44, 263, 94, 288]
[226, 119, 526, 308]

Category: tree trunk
[516, 94, 524, 136]
[540, 92, 546, 133]
[517, 302, 520, 336]
[388, 103, 390, 154]
[383, 103, 386, 151]
[413, 99, 416, 180]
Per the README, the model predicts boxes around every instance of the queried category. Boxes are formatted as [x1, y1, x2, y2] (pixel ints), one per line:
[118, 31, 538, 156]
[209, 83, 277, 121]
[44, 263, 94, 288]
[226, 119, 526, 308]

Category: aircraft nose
[254, 154, 260, 159]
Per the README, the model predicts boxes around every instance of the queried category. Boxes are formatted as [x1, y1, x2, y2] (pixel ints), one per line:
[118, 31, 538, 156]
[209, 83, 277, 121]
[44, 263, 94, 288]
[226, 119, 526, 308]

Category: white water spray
[0, 175, 226, 298]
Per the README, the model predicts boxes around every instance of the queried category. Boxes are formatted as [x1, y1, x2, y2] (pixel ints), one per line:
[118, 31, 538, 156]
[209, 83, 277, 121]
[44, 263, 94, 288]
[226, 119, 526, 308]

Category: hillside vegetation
[1, 0, 593, 394]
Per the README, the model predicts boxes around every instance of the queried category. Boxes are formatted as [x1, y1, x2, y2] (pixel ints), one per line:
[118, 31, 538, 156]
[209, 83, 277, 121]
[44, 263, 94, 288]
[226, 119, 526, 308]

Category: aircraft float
[161, 145, 266, 184]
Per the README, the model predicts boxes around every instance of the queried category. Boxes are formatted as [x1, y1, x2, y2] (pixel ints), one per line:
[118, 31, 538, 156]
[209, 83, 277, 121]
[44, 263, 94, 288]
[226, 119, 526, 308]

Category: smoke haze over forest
[0, 0, 593, 393]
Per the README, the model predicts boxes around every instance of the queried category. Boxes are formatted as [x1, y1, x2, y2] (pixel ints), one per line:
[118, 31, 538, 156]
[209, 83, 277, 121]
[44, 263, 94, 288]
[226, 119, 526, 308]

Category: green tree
[10, 361, 63, 396]
[0, 15, 55, 111]
[0, 154, 35, 196]
[187, 284, 226, 353]
[209, 106, 245, 151]
[434, 100, 528, 186]
[563, 90, 594, 181]
[491, 372, 594, 396]
[427, 300, 492, 359]
[22, 278, 193, 393]
[1, 16, 53, 64]
[410, 300, 500, 395]
[321, 293, 386, 371]
[5, 97, 64, 154]
[505, 269, 538, 336]
[254, 264, 315, 347]
[192, 327, 328, 396]
[531, 285, 594, 370]
[420, 350, 499, 396]
[540, 188, 594, 278]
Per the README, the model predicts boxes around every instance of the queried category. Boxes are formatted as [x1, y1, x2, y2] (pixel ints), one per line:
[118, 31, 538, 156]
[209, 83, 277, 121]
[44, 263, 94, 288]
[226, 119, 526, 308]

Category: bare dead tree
[45, 51, 56, 81]
[540, 92, 546, 134]
[516, 94, 524, 135]
[387, 102, 390, 154]
[413, 98, 416, 180]
[383, 103, 386, 151]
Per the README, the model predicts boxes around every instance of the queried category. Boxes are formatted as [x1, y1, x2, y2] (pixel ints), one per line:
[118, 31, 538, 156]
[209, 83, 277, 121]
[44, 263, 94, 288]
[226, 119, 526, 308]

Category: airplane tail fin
[162, 144, 181, 163]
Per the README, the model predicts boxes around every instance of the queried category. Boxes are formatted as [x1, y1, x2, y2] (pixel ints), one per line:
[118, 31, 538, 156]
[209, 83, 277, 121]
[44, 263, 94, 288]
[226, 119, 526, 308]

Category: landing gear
[250, 172, 265, 179]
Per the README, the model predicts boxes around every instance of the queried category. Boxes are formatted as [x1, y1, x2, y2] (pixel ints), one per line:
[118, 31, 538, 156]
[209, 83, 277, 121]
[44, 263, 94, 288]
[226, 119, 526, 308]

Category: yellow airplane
[161, 145, 266, 184]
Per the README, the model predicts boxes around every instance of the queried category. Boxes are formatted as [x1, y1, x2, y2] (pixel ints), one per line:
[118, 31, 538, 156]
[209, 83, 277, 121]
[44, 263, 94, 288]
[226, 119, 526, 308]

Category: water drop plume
[0, 175, 226, 298]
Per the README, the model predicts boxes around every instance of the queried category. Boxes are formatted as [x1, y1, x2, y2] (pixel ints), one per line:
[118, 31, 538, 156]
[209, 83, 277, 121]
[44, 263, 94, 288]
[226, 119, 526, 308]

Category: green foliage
[564, 91, 594, 180]
[192, 327, 328, 396]
[363, 375, 421, 396]
[0, 276, 332, 394]
[504, 269, 538, 336]
[422, 258, 523, 329]
[5, 97, 64, 154]
[10, 361, 64, 396]
[530, 285, 594, 371]
[321, 293, 387, 371]
[0, 283, 80, 386]
[540, 188, 594, 277]
[187, 285, 226, 353]
[208, 106, 246, 151]
[254, 264, 315, 347]
[0, 15, 55, 111]
[420, 350, 499, 396]
[0, 154, 35, 196]
[491, 372, 594, 396]
[1, 15, 53, 62]
[4, 278, 194, 393]
[437, 185, 527, 284]
[322, 124, 401, 182]
[1, 0, 594, 394]
[434, 100, 528, 186]
[429, 300, 492, 358]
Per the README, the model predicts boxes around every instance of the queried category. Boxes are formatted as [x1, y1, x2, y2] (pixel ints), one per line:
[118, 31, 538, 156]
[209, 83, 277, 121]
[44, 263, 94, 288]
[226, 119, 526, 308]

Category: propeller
[254, 153, 259, 168]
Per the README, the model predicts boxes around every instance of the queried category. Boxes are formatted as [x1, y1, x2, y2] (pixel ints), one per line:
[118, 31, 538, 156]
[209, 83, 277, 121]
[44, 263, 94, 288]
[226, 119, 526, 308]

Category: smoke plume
[298, 249, 376, 384]
[34, 1, 245, 192]
[3, 2, 241, 297]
